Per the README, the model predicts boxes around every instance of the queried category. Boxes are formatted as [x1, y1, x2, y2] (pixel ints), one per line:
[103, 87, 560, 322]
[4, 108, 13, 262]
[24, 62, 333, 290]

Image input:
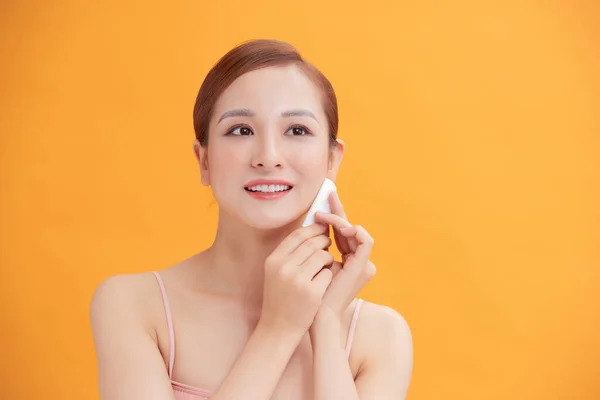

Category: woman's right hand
[259, 223, 334, 335]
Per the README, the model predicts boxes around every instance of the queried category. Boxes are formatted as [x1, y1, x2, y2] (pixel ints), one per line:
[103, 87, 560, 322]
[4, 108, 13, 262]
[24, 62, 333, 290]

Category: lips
[244, 180, 294, 200]
[245, 184, 292, 193]
[244, 180, 294, 193]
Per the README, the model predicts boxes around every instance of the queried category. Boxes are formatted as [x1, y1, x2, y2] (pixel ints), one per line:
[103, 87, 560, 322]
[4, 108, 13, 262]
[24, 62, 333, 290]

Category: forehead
[212, 65, 324, 118]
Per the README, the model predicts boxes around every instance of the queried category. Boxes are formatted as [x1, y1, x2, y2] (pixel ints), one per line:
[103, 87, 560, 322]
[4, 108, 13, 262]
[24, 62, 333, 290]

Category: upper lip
[244, 179, 294, 188]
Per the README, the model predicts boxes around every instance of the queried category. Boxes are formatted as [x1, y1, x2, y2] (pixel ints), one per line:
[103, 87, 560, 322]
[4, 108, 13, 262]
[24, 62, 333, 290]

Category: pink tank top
[152, 271, 364, 400]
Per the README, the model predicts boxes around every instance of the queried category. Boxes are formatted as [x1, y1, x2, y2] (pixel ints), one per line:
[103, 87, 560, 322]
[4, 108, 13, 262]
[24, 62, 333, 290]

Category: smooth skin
[90, 64, 413, 400]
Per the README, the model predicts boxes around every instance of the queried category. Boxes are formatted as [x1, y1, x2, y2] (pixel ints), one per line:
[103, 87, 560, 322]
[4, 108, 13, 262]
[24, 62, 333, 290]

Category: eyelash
[225, 124, 253, 136]
[225, 124, 313, 136]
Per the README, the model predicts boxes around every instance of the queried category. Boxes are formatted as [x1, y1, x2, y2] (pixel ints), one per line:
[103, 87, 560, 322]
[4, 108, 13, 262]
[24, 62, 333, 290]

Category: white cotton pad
[302, 178, 337, 227]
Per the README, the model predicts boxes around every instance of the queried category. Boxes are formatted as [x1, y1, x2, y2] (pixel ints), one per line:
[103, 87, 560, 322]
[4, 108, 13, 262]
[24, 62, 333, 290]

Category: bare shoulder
[91, 273, 142, 307]
[90, 272, 177, 399]
[358, 301, 412, 347]
[89, 271, 170, 351]
[90, 254, 200, 338]
[352, 300, 413, 398]
[90, 272, 159, 328]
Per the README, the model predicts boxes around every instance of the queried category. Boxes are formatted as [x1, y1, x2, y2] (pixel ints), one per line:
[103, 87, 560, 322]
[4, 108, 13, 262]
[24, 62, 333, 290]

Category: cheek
[290, 143, 329, 170]
[208, 141, 247, 177]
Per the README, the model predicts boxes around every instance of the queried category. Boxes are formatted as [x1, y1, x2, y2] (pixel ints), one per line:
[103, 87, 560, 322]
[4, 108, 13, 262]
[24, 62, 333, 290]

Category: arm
[310, 308, 360, 400]
[210, 321, 305, 400]
[91, 275, 308, 400]
[310, 304, 413, 400]
[90, 275, 176, 400]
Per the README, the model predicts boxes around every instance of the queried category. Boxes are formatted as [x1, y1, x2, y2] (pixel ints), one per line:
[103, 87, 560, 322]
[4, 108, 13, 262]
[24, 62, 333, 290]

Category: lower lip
[245, 188, 292, 200]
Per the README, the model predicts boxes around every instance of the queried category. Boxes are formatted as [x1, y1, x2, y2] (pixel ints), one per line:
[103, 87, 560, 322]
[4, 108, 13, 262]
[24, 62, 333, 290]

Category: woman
[91, 39, 413, 400]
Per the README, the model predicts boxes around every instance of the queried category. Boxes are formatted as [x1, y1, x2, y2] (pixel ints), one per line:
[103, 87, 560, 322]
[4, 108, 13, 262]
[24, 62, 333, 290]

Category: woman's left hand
[313, 192, 376, 322]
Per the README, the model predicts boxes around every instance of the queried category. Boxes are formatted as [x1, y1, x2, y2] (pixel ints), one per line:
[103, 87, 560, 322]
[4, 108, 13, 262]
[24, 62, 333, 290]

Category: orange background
[1, 1, 599, 399]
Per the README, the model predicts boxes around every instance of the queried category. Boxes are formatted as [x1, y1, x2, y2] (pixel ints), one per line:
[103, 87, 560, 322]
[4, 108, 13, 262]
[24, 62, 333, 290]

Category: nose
[251, 132, 283, 169]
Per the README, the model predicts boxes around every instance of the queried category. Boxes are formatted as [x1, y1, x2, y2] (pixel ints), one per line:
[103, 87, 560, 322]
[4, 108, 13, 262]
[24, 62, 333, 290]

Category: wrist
[256, 317, 306, 345]
[309, 307, 344, 347]
[313, 305, 343, 329]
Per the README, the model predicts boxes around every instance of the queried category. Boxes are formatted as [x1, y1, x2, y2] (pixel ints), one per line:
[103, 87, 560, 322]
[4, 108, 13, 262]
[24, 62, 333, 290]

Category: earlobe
[193, 140, 210, 186]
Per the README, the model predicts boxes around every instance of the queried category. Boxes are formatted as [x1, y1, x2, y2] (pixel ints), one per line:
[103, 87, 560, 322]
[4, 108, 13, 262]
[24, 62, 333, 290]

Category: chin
[226, 205, 303, 231]
[215, 190, 308, 232]
[242, 213, 302, 231]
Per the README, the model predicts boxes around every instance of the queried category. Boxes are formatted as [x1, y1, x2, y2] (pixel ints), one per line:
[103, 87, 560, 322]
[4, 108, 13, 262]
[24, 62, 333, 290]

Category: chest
[157, 297, 348, 400]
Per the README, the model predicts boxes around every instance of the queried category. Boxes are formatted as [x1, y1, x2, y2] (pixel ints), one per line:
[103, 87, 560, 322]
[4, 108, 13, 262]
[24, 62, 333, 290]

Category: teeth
[248, 184, 291, 193]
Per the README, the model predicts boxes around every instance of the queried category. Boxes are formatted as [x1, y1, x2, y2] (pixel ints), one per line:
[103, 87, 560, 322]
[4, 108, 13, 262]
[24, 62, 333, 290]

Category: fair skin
[90, 64, 413, 400]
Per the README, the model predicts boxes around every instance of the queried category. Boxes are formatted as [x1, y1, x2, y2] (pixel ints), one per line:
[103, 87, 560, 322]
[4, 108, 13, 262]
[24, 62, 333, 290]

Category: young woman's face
[195, 65, 343, 230]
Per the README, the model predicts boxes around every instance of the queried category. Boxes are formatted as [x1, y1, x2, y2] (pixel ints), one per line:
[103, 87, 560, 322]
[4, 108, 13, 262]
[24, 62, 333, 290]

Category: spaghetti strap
[345, 298, 364, 357]
[152, 271, 175, 379]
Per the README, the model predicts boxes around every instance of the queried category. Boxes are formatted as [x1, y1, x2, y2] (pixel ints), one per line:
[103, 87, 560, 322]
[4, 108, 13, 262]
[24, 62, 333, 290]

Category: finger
[276, 223, 328, 256]
[314, 212, 353, 254]
[289, 235, 332, 265]
[314, 212, 352, 231]
[340, 226, 356, 236]
[348, 225, 374, 265]
[327, 260, 343, 276]
[312, 267, 333, 293]
[301, 250, 335, 279]
[324, 224, 332, 252]
[365, 260, 377, 279]
[315, 213, 360, 253]
[339, 226, 360, 252]
[330, 191, 348, 220]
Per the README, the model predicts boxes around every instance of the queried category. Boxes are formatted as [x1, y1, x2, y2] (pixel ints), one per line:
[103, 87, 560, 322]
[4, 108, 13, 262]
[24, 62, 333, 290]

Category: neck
[204, 210, 303, 307]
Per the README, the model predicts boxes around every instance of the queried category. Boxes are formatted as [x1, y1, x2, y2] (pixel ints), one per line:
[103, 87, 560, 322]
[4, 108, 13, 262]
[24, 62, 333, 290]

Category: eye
[285, 125, 311, 136]
[227, 125, 253, 136]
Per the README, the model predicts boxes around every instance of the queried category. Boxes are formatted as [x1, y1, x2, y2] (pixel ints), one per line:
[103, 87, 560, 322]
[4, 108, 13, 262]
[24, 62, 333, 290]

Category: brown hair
[192, 39, 338, 147]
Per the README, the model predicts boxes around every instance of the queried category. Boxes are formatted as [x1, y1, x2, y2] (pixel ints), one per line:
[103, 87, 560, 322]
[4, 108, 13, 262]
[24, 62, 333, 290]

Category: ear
[193, 139, 210, 186]
[327, 138, 345, 180]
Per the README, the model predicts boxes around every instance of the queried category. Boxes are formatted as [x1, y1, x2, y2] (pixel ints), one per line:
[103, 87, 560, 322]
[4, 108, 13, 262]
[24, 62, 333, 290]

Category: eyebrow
[281, 109, 318, 121]
[217, 109, 255, 124]
[217, 108, 319, 124]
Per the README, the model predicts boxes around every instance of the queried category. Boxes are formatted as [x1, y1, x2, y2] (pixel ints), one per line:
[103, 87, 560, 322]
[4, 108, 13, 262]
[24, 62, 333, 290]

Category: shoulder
[354, 300, 413, 380]
[90, 272, 182, 398]
[90, 272, 163, 336]
[358, 300, 413, 353]
[90, 272, 157, 314]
